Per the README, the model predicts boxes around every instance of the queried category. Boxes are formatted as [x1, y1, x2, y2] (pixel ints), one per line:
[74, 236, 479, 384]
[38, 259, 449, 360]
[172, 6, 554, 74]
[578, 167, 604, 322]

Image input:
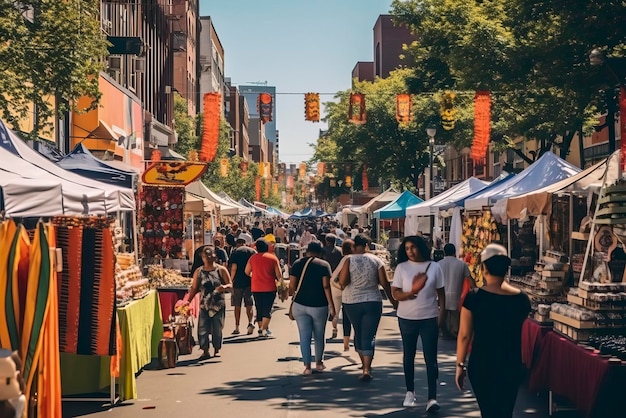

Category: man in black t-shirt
[228, 235, 257, 335]
[250, 221, 264, 241]
[322, 234, 343, 272]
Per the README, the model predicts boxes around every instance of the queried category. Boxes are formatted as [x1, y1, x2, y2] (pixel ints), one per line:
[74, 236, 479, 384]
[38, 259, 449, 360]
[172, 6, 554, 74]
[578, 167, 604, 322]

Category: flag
[200, 92, 221, 162]
[348, 93, 366, 124]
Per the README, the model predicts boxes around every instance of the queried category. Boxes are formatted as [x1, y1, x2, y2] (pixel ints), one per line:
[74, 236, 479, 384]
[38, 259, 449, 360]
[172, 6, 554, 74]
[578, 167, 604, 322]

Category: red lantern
[349, 93, 366, 124]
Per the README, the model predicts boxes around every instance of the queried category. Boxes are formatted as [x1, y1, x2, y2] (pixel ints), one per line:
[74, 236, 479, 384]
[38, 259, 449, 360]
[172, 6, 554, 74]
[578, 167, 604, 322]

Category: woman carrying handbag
[288, 242, 335, 375]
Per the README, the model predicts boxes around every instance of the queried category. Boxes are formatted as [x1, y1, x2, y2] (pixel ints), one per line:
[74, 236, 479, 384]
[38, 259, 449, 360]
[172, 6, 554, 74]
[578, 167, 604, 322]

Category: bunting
[396, 94, 412, 124]
[219, 158, 229, 177]
[258, 93, 273, 123]
[349, 93, 366, 124]
[304, 93, 321, 122]
[200, 92, 221, 162]
[470, 91, 491, 162]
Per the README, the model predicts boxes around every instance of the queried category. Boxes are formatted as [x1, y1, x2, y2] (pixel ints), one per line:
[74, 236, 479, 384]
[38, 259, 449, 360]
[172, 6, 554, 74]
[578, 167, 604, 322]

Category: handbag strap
[293, 257, 314, 299]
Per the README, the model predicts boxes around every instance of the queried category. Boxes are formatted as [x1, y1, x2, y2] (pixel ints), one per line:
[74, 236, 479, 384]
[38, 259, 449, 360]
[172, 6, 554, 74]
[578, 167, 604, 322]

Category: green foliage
[173, 93, 199, 159]
[0, 1, 108, 138]
[391, 0, 626, 160]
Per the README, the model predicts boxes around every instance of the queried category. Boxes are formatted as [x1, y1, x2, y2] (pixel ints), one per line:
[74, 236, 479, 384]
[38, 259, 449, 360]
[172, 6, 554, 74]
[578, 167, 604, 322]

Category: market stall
[356, 188, 401, 227]
[186, 180, 253, 218]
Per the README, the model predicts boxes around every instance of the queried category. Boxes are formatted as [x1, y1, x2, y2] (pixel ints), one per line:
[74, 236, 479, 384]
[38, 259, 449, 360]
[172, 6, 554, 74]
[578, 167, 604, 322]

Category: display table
[529, 331, 626, 417]
[521, 318, 552, 368]
[60, 290, 163, 401]
[157, 288, 199, 322]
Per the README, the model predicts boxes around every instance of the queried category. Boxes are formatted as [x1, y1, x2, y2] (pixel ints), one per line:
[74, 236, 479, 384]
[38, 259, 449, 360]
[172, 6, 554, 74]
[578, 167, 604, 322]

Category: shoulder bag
[288, 257, 314, 320]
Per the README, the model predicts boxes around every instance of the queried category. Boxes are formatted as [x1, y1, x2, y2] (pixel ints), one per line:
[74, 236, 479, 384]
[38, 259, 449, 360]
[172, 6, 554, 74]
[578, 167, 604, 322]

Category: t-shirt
[228, 246, 256, 288]
[215, 247, 228, 265]
[392, 260, 445, 320]
[463, 289, 531, 369]
[322, 246, 343, 271]
[342, 253, 385, 304]
[438, 256, 471, 310]
[290, 257, 332, 307]
[226, 230, 241, 247]
[251, 227, 264, 241]
[247, 252, 280, 292]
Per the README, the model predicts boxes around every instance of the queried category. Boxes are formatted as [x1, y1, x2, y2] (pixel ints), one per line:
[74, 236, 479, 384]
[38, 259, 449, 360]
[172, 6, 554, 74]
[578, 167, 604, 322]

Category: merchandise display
[146, 265, 192, 289]
[140, 186, 185, 259]
[115, 253, 146, 304]
[460, 210, 501, 281]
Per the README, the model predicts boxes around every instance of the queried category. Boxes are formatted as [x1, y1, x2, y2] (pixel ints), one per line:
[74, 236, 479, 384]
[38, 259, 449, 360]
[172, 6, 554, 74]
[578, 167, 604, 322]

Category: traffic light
[304, 93, 320, 122]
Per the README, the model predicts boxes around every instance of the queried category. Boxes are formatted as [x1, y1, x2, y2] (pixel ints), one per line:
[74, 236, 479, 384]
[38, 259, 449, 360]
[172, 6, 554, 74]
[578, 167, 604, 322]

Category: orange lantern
[299, 163, 306, 179]
[348, 93, 366, 124]
[396, 94, 412, 124]
[255, 176, 261, 201]
[150, 149, 162, 161]
[345, 176, 352, 188]
[471, 91, 491, 162]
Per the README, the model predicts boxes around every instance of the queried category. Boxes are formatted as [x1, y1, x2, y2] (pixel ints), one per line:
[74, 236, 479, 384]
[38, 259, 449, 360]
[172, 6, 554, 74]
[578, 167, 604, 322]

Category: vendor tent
[185, 181, 252, 216]
[266, 206, 290, 218]
[464, 152, 581, 211]
[494, 153, 619, 221]
[57, 143, 137, 189]
[0, 138, 108, 215]
[404, 177, 489, 236]
[184, 192, 216, 214]
[0, 120, 135, 212]
[373, 190, 423, 219]
[359, 188, 401, 216]
[237, 198, 271, 217]
[439, 172, 515, 212]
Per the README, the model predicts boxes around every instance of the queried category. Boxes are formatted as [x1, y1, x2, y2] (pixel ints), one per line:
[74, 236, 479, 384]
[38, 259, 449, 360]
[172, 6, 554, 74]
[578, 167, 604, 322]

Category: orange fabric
[109, 320, 122, 378]
[255, 176, 261, 201]
[471, 91, 491, 161]
[38, 224, 62, 418]
[248, 253, 279, 292]
[200, 92, 221, 162]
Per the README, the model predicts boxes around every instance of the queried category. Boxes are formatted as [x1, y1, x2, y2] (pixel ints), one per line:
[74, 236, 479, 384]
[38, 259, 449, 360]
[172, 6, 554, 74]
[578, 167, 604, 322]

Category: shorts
[231, 287, 253, 307]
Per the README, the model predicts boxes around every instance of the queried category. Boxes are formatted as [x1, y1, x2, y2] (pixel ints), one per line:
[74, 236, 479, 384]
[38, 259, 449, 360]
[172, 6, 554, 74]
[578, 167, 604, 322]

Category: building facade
[352, 61, 375, 84]
[171, 0, 200, 116]
[198, 16, 226, 112]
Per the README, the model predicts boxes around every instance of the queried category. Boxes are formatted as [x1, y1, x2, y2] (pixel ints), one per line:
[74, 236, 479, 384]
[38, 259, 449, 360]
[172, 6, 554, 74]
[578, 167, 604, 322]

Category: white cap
[237, 233, 253, 245]
[480, 243, 508, 262]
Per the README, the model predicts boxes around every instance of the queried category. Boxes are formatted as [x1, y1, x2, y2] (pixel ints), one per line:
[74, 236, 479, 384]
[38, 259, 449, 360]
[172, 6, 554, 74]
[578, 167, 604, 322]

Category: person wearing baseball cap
[455, 243, 531, 418]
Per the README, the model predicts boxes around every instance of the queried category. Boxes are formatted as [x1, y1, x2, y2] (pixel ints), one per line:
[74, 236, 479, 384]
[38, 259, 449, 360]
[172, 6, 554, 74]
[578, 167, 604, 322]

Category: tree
[0, 1, 108, 138]
[391, 0, 626, 162]
[313, 69, 475, 192]
[173, 93, 199, 159]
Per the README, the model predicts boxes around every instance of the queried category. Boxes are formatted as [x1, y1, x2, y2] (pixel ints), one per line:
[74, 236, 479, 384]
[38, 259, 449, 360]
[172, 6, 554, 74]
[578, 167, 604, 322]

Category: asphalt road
[63, 298, 580, 418]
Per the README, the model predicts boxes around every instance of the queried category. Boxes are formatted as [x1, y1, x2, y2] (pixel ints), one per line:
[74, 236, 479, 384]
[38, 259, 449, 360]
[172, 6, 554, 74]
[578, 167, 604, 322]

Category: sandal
[198, 351, 211, 361]
[359, 370, 372, 382]
[315, 363, 326, 371]
[331, 328, 338, 339]
[302, 368, 312, 375]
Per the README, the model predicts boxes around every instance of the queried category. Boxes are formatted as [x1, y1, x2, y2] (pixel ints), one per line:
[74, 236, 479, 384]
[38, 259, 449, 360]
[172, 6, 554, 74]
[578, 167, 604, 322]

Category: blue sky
[199, 0, 394, 164]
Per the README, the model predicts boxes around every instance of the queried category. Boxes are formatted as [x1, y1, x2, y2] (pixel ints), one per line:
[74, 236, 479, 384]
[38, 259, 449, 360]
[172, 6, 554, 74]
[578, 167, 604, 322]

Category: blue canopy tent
[56, 143, 138, 190]
[239, 198, 270, 217]
[266, 206, 290, 218]
[464, 152, 581, 211]
[373, 190, 423, 219]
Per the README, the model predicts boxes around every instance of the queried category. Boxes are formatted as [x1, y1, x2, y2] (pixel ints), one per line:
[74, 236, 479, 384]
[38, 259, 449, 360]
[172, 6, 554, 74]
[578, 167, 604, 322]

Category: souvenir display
[146, 265, 192, 289]
[460, 210, 500, 282]
[140, 186, 185, 259]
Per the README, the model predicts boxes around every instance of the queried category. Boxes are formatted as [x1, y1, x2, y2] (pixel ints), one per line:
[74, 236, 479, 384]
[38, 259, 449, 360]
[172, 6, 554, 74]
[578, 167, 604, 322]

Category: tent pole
[539, 215, 544, 258]
[133, 210, 139, 266]
[507, 218, 511, 258]
[569, 194, 573, 262]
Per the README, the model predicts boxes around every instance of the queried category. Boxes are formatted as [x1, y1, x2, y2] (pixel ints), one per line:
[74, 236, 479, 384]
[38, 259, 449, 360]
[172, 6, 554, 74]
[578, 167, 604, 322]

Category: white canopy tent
[0, 166, 64, 217]
[5, 126, 135, 212]
[185, 181, 252, 217]
[0, 143, 108, 215]
[404, 177, 489, 236]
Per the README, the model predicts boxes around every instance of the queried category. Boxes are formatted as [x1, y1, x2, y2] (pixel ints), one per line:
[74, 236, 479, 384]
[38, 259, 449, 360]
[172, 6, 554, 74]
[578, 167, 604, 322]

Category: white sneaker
[403, 391, 416, 407]
[426, 399, 440, 413]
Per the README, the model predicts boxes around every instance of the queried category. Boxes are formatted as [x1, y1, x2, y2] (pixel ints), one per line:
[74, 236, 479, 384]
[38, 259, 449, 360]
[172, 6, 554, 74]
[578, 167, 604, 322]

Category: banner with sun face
[304, 93, 320, 122]
[396, 94, 412, 125]
[348, 93, 366, 124]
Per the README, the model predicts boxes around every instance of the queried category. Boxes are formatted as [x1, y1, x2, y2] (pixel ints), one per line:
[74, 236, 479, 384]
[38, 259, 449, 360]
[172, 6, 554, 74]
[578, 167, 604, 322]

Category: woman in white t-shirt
[391, 236, 445, 413]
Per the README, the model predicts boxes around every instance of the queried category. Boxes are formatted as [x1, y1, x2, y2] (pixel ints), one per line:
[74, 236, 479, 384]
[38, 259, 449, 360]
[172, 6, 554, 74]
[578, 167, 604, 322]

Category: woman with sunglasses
[187, 246, 232, 359]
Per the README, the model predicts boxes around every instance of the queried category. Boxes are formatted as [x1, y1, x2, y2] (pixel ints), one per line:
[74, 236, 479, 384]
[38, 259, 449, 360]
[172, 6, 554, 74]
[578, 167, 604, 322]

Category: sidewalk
[63, 299, 580, 417]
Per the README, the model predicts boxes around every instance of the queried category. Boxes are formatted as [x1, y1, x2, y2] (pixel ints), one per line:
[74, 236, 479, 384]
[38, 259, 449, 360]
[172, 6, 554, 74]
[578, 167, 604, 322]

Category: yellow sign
[142, 162, 207, 185]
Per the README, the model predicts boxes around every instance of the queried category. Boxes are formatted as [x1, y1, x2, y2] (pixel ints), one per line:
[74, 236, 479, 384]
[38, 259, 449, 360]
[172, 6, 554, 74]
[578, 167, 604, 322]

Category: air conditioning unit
[108, 56, 122, 72]
[134, 57, 145, 72]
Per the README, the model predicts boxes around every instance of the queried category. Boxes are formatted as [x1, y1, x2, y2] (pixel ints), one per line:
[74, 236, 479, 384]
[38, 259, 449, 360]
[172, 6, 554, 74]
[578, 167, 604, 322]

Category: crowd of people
[182, 217, 531, 418]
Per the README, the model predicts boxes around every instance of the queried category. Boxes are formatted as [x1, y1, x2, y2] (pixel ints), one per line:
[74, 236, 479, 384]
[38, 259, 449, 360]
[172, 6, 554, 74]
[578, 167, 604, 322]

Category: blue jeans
[398, 317, 439, 399]
[292, 302, 328, 366]
[343, 301, 382, 357]
[198, 308, 225, 351]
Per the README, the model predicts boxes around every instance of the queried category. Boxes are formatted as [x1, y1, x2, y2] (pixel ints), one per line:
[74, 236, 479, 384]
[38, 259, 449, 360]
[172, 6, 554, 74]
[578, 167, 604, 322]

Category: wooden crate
[549, 312, 596, 329]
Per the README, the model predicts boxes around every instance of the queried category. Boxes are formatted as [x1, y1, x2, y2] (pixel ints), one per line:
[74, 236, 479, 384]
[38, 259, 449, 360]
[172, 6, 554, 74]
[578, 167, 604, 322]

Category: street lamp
[426, 124, 437, 199]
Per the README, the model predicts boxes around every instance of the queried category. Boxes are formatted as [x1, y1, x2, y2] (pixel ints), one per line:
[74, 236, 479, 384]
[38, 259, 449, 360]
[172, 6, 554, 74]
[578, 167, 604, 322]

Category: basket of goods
[147, 265, 192, 289]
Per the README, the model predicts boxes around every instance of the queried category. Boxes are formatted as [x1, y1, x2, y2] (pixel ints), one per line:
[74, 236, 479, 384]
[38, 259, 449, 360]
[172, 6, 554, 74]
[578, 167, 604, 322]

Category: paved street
[63, 299, 579, 418]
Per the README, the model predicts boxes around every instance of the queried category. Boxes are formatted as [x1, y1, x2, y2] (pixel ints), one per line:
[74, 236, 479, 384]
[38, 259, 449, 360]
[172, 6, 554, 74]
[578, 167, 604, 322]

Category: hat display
[480, 243, 508, 262]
